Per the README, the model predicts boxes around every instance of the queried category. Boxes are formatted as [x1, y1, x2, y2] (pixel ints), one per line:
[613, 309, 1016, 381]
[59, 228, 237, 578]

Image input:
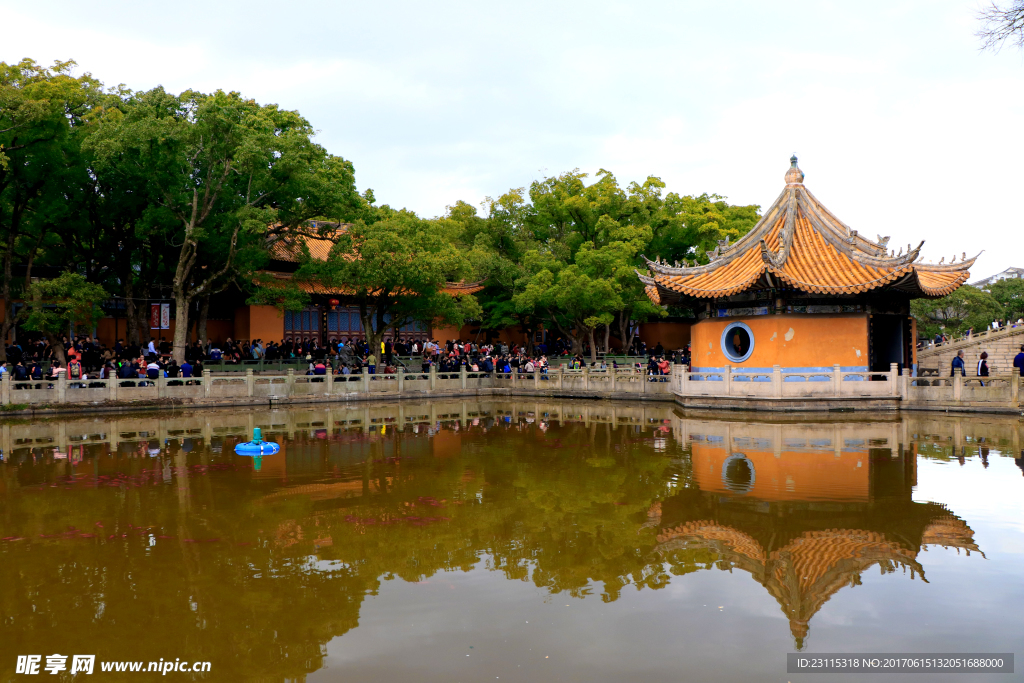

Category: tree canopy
[0, 57, 764, 356]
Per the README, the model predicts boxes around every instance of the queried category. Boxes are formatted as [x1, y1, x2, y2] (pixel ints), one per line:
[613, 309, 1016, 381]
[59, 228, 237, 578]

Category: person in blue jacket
[1014, 344, 1024, 377]
[950, 349, 966, 376]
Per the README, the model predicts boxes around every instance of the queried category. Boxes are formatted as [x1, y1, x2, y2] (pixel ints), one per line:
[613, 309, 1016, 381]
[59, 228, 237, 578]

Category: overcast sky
[3, 0, 1022, 278]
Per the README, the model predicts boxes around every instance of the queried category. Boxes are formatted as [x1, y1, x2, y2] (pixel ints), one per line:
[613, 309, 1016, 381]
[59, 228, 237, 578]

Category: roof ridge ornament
[785, 155, 804, 185]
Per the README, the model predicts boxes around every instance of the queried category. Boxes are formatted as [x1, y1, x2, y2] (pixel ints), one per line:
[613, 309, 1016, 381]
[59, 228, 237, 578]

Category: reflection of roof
[653, 511, 977, 648]
[922, 516, 982, 555]
[640, 157, 975, 301]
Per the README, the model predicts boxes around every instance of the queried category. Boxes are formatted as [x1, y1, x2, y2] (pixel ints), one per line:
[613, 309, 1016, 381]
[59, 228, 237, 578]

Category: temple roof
[639, 157, 978, 302]
[263, 223, 484, 296]
[258, 272, 485, 297]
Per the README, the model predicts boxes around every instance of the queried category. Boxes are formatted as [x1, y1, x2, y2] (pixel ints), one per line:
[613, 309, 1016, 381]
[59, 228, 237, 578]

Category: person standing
[951, 349, 966, 376]
[1014, 345, 1024, 377]
[977, 351, 989, 386]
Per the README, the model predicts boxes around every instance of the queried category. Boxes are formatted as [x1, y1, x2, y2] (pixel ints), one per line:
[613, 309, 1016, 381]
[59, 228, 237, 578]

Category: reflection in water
[0, 402, 1018, 682]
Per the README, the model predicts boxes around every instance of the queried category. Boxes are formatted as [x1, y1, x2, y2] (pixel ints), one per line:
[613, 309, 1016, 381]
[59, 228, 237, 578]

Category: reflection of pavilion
[654, 416, 980, 648]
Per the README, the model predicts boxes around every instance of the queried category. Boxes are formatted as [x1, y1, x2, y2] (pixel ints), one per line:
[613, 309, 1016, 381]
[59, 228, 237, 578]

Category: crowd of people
[0, 334, 687, 383]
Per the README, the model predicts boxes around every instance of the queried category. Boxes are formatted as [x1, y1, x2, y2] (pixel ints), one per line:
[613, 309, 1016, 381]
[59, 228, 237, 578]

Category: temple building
[234, 224, 485, 345]
[638, 157, 976, 374]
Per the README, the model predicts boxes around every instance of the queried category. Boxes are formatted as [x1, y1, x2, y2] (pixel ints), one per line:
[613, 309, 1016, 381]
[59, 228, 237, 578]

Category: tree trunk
[46, 332, 67, 365]
[587, 328, 597, 365]
[172, 290, 190, 364]
[124, 280, 142, 346]
[198, 294, 210, 345]
[602, 323, 610, 356]
[617, 312, 638, 356]
[0, 228, 15, 362]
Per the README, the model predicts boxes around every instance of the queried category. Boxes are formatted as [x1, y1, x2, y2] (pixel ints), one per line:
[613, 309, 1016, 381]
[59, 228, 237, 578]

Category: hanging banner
[151, 304, 170, 329]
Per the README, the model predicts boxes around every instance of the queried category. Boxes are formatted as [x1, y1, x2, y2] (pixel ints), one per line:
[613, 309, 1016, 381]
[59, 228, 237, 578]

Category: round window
[721, 322, 754, 363]
[721, 453, 756, 495]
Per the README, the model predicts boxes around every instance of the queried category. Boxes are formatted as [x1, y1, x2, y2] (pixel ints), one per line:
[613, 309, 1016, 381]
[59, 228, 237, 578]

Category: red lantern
[329, 299, 340, 307]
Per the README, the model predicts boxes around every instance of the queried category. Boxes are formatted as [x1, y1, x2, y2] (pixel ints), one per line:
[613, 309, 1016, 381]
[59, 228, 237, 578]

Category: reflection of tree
[0, 420, 680, 681]
[0, 416, 983, 678]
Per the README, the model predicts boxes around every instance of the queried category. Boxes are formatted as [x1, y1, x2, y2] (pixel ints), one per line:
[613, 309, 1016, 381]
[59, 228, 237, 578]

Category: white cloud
[2, 0, 1021, 276]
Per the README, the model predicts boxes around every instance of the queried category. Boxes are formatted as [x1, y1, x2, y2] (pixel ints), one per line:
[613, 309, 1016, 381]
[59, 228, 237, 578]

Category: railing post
[953, 373, 963, 401]
[533, 369, 540, 390]
[326, 366, 334, 394]
[772, 365, 782, 398]
[583, 366, 589, 391]
[889, 363, 899, 397]
[429, 365, 437, 391]
[833, 364, 842, 397]
[108, 374, 118, 402]
[157, 374, 166, 399]
[676, 364, 686, 395]
[397, 366, 404, 393]
[460, 365, 467, 389]
[286, 368, 295, 398]
[203, 369, 212, 398]
[557, 366, 564, 390]
[723, 364, 732, 396]
[245, 368, 254, 397]
[1, 374, 9, 406]
[1011, 373, 1019, 406]
[609, 367, 616, 392]
[900, 368, 909, 401]
[58, 375, 67, 404]
[362, 366, 370, 393]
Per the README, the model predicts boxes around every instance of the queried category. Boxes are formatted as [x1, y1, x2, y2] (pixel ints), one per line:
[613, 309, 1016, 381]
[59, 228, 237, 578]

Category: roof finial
[785, 154, 804, 185]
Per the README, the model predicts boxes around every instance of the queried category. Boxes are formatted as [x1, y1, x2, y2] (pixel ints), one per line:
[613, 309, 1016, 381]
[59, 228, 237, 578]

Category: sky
[3, 0, 1022, 278]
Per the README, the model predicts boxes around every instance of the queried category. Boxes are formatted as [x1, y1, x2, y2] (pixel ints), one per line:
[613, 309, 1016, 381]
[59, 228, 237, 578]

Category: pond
[0, 400, 1021, 682]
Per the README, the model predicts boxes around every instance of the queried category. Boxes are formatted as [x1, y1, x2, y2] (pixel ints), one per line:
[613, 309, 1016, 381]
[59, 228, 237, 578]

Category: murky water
[0, 400, 1021, 682]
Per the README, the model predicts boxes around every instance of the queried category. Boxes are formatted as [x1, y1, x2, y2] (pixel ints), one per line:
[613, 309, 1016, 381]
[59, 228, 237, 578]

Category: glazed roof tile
[641, 157, 977, 302]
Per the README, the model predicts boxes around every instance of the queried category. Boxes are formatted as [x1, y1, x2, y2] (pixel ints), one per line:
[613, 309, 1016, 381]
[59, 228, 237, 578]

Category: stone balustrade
[0, 365, 675, 412]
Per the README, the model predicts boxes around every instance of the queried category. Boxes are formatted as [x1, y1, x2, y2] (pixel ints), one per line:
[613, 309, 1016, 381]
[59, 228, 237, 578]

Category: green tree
[0, 59, 103, 360]
[86, 87, 359, 362]
[21, 272, 109, 364]
[911, 285, 1003, 339]
[291, 210, 483, 357]
[986, 277, 1024, 323]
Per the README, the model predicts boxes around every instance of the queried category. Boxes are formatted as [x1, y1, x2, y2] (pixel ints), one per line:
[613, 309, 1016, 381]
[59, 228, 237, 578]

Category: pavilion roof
[639, 157, 977, 302]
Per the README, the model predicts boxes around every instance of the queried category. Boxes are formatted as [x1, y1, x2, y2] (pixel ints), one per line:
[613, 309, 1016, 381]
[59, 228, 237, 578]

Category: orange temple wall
[691, 314, 869, 368]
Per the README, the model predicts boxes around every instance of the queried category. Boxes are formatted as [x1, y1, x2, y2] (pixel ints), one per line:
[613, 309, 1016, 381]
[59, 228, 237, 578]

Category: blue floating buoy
[235, 427, 281, 456]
